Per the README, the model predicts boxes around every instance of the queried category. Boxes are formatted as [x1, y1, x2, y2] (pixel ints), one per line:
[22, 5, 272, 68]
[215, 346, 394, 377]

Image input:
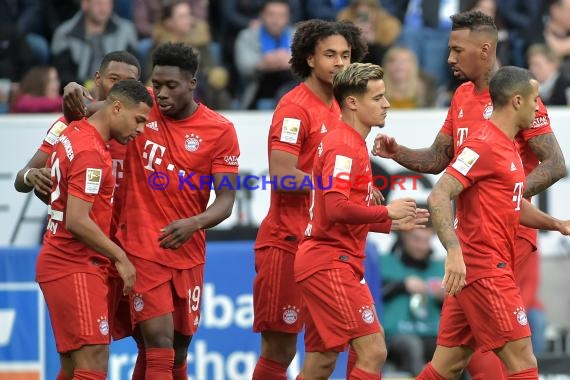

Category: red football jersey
[440, 82, 552, 246]
[38, 115, 128, 235]
[115, 103, 240, 269]
[295, 122, 377, 282]
[255, 83, 342, 254]
[445, 121, 527, 284]
[36, 119, 115, 282]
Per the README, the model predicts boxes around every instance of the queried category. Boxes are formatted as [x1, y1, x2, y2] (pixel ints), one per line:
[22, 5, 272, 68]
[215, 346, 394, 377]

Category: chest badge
[483, 104, 493, 119]
[185, 134, 202, 152]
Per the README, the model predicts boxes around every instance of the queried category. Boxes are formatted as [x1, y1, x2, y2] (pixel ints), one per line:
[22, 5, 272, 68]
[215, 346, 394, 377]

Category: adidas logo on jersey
[458, 109, 464, 118]
[320, 123, 328, 133]
[146, 121, 158, 131]
[510, 162, 517, 171]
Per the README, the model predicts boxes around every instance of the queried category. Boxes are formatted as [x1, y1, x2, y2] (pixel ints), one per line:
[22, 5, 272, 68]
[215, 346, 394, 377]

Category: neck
[472, 61, 497, 92]
[490, 110, 519, 140]
[88, 111, 111, 141]
[341, 111, 371, 140]
[173, 99, 199, 120]
[305, 75, 335, 106]
[85, 19, 105, 35]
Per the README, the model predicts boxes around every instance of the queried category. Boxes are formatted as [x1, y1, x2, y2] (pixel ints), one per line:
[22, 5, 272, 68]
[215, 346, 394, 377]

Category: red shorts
[128, 255, 204, 336]
[107, 274, 133, 340]
[253, 247, 304, 333]
[513, 238, 540, 309]
[437, 275, 531, 352]
[40, 273, 110, 353]
[300, 267, 381, 352]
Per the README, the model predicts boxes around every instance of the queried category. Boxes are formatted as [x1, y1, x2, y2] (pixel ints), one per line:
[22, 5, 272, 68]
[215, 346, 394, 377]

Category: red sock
[417, 362, 447, 380]
[132, 346, 146, 380]
[72, 369, 106, 380]
[252, 356, 288, 380]
[506, 367, 538, 380]
[349, 367, 381, 380]
[467, 350, 505, 380]
[173, 361, 188, 380]
[145, 347, 174, 380]
[57, 370, 70, 380]
[346, 347, 358, 377]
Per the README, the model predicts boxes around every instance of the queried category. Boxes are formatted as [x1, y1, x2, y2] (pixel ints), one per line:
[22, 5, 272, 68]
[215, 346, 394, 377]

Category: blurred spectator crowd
[2, 0, 570, 113]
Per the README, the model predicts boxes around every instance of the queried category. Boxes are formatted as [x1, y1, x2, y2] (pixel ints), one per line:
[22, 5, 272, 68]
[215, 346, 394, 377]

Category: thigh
[107, 274, 133, 340]
[253, 247, 304, 333]
[128, 255, 174, 327]
[40, 273, 110, 353]
[513, 238, 538, 308]
[460, 276, 531, 352]
[172, 264, 204, 336]
[301, 268, 380, 352]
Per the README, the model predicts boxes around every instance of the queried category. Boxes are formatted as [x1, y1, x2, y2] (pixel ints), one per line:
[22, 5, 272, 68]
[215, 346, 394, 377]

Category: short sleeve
[211, 123, 240, 174]
[519, 97, 553, 141]
[268, 103, 310, 157]
[445, 139, 493, 189]
[67, 151, 108, 203]
[39, 117, 68, 154]
[439, 93, 457, 136]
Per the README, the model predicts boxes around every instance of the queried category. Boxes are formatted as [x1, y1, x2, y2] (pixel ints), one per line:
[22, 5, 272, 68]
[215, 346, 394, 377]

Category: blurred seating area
[2, 0, 570, 113]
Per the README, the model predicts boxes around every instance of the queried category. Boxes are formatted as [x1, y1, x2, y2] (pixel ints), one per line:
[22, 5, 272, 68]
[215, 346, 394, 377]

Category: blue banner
[0, 243, 358, 380]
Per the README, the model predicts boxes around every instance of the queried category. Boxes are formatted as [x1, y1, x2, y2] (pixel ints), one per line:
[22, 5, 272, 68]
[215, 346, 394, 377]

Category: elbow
[555, 164, 568, 182]
[427, 191, 437, 211]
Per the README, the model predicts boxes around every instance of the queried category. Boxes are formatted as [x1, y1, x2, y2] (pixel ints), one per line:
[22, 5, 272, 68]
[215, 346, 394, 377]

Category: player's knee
[73, 344, 110, 372]
[357, 343, 387, 370]
[144, 333, 174, 349]
[174, 346, 189, 365]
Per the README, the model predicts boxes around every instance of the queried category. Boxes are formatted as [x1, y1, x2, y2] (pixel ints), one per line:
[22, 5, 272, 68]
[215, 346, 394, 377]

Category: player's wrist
[23, 168, 34, 187]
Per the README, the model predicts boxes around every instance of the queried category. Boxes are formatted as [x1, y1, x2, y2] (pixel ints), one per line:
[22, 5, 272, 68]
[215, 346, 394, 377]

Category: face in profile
[356, 79, 390, 128]
[447, 29, 485, 82]
[111, 101, 151, 144]
[519, 79, 539, 130]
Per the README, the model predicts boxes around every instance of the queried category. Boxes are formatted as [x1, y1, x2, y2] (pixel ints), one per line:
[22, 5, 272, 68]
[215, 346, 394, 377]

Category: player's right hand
[386, 197, 416, 220]
[115, 257, 136, 295]
[28, 167, 52, 194]
[63, 82, 93, 119]
[372, 133, 398, 158]
[442, 247, 466, 296]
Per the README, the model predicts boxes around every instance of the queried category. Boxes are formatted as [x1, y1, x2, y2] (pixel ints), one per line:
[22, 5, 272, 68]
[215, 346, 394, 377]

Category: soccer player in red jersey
[373, 11, 566, 379]
[252, 20, 369, 380]
[113, 43, 240, 380]
[14, 51, 141, 197]
[417, 66, 570, 380]
[294, 63, 428, 380]
[37, 80, 152, 380]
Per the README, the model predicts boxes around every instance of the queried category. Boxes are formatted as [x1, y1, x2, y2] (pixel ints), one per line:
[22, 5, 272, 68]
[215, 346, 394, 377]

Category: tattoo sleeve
[428, 174, 465, 250]
[394, 133, 454, 174]
[525, 133, 567, 198]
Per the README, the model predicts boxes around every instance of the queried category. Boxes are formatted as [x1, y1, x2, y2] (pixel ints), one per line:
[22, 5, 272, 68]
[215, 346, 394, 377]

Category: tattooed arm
[373, 132, 454, 174]
[427, 173, 466, 295]
[524, 133, 567, 198]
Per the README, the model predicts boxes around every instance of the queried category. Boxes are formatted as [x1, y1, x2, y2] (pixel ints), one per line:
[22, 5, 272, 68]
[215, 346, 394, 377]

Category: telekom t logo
[513, 182, 524, 210]
[142, 140, 167, 171]
[457, 128, 469, 146]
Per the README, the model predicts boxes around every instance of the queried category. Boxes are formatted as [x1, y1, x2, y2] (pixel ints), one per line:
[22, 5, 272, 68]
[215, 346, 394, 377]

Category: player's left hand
[158, 217, 202, 249]
[393, 208, 430, 231]
[63, 82, 93, 118]
[371, 187, 384, 205]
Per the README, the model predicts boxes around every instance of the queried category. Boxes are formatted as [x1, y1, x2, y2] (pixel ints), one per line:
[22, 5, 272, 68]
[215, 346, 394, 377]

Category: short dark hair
[99, 51, 141, 78]
[290, 19, 368, 79]
[490, 66, 535, 107]
[152, 42, 199, 77]
[333, 63, 384, 107]
[107, 80, 154, 108]
[451, 10, 498, 40]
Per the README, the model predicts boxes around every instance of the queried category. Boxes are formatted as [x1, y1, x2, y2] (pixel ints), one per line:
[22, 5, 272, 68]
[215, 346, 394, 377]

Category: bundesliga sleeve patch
[280, 118, 301, 143]
[44, 121, 68, 146]
[451, 147, 480, 176]
[85, 168, 102, 194]
[333, 155, 352, 180]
